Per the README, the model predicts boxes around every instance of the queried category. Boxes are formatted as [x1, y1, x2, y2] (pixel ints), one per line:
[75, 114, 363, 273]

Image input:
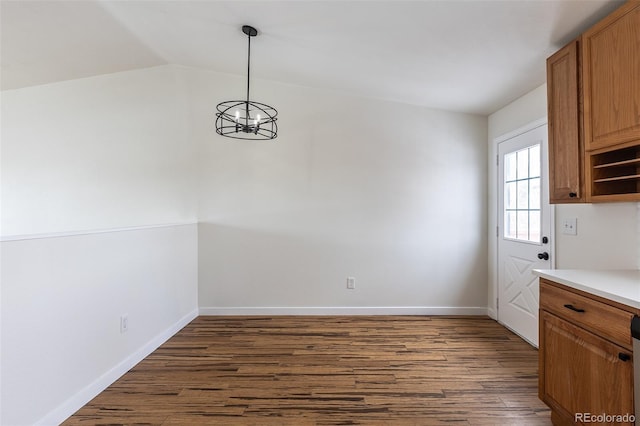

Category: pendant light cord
[245, 32, 251, 125]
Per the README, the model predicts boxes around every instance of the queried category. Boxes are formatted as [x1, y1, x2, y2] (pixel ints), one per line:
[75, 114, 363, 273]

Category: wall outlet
[346, 277, 356, 289]
[562, 218, 578, 235]
[120, 314, 129, 333]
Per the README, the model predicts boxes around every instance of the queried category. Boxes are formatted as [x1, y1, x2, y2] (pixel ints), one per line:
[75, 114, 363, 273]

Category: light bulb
[235, 110, 240, 122]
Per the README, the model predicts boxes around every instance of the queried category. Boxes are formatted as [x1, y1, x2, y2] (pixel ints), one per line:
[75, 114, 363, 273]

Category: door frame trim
[492, 118, 556, 324]
[494, 118, 548, 144]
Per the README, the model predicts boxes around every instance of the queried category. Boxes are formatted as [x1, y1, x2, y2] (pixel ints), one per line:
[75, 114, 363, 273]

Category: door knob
[537, 252, 549, 261]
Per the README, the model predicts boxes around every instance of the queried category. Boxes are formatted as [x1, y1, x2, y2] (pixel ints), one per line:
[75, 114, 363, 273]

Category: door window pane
[530, 177, 541, 210]
[505, 182, 516, 209]
[517, 180, 529, 209]
[503, 144, 541, 243]
[517, 149, 529, 180]
[529, 211, 541, 242]
[505, 152, 517, 181]
[517, 211, 529, 240]
[529, 145, 541, 178]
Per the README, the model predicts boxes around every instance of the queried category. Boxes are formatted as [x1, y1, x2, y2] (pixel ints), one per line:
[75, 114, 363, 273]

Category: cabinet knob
[569, 192, 578, 198]
[618, 353, 631, 362]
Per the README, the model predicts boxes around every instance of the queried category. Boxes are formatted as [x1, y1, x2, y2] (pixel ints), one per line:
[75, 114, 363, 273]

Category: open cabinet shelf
[593, 157, 640, 169]
[589, 145, 640, 201]
[593, 174, 640, 183]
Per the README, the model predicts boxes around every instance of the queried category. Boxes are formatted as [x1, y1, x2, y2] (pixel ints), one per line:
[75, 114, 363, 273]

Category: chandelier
[215, 25, 278, 140]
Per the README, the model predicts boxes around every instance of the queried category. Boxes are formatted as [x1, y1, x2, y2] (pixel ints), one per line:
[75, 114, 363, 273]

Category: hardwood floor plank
[63, 316, 551, 425]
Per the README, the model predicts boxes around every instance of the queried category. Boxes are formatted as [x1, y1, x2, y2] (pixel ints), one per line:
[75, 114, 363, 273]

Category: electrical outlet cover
[120, 315, 129, 333]
[346, 277, 356, 289]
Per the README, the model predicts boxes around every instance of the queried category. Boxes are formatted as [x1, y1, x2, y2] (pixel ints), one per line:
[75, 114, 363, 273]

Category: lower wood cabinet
[539, 279, 636, 425]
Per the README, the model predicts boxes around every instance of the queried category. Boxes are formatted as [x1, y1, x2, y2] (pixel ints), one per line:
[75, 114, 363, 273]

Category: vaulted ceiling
[0, 0, 624, 115]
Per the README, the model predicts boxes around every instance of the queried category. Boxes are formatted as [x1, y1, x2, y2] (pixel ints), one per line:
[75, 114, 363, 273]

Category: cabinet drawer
[539, 280, 634, 349]
[540, 311, 633, 419]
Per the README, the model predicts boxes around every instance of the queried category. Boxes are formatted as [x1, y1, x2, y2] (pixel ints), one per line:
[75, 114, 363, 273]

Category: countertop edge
[533, 269, 640, 310]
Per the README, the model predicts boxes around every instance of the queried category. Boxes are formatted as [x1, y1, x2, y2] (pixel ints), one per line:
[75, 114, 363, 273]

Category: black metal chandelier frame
[215, 25, 278, 140]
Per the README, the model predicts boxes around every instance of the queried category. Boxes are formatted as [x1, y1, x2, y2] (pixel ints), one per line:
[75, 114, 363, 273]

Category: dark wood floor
[63, 316, 551, 425]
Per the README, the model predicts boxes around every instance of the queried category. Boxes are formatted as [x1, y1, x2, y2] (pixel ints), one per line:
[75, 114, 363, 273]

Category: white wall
[1, 66, 199, 425]
[2, 64, 489, 424]
[1, 66, 197, 237]
[487, 84, 640, 317]
[1, 225, 198, 425]
[554, 204, 638, 268]
[188, 67, 489, 314]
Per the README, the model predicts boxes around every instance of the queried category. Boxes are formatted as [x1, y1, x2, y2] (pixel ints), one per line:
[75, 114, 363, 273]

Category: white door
[497, 123, 552, 347]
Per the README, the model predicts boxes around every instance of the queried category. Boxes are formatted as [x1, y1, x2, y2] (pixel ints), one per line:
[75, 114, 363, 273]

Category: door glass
[504, 144, 541, 243]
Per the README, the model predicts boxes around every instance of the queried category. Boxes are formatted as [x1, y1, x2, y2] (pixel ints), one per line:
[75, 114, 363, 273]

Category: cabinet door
[582, 2, 640, 151]
[547, 40, 584, 203]
[540, 311, 634, 421]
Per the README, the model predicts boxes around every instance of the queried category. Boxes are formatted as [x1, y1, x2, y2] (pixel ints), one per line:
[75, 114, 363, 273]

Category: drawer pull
[564, 304, 585, 313]
[619, 353, 631, 362]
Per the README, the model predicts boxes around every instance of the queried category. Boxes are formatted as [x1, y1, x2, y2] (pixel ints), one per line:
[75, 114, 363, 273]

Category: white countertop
[533, 269, 640, 309]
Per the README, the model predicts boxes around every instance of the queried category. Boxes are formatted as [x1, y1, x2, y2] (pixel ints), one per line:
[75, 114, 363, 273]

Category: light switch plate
[562, 218, 577, 235]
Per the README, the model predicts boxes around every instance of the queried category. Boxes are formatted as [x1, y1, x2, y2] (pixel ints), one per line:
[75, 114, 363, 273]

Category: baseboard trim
[36, 308, 199, 426]
[199, 306, 488, 316]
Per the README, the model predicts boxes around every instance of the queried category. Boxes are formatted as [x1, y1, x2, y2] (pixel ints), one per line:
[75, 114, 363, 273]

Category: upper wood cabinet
[546, 0, 640, 203]
[547, 40, 584, 203]
[582, 1, 640, 152]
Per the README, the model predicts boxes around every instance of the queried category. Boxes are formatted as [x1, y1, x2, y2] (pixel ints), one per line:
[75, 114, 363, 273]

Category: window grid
[504, 145, 541, 243]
